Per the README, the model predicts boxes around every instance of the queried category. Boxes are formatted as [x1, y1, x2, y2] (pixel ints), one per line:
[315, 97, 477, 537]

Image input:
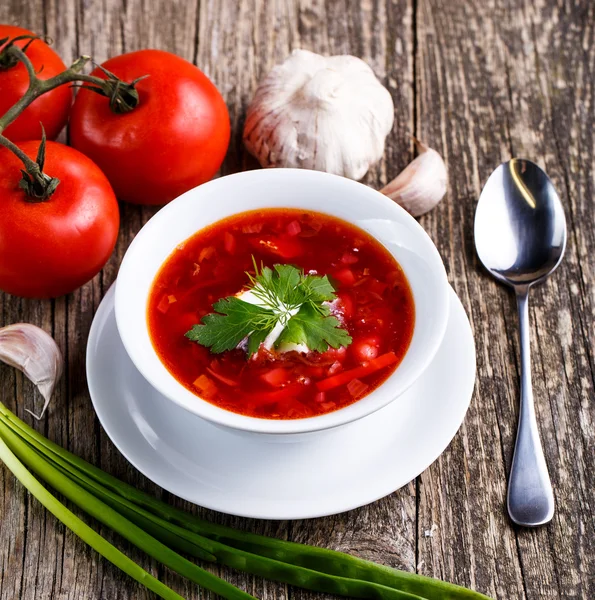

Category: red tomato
[69, 49, 230, 205]
[0, 141, 119, 298]
[351, 335, 381, 363]
[0, 26, 71, 141]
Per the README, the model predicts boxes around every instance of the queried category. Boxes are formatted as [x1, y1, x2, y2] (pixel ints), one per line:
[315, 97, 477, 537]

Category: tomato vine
[0, 36, 143, 200]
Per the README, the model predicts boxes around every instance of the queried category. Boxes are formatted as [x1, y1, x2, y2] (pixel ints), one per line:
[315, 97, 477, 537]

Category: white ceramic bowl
[115, 169, 450, 436]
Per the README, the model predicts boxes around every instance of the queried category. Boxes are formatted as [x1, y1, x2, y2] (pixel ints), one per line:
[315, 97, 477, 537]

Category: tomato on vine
[0, 140, 119, 298]
[0, 25, 71, 141]
[70, 49, 231, 205]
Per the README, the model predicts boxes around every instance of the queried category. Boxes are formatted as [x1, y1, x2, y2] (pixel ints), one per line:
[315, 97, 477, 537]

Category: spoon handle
[507, 287, 555, 526]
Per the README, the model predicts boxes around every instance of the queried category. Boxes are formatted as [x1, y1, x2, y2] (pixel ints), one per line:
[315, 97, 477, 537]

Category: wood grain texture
[0, 0, 593, 599]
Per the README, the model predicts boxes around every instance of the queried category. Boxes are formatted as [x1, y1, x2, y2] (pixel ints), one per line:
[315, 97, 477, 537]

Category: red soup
[148, 209, 415, 419]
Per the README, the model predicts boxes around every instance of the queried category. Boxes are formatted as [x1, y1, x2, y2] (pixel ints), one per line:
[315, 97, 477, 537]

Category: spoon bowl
[475, 158, 566, 287]
[475, 158, 566, 527]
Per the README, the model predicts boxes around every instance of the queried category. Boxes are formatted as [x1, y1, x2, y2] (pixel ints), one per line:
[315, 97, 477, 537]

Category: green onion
[6, 432, 427, 600]
[0, 418, 255, 600]
[0, 432, 183, 600]
[0, 402, 492, 600]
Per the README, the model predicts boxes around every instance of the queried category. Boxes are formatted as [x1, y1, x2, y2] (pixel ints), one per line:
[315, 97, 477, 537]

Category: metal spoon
[474, 158, 566, 527]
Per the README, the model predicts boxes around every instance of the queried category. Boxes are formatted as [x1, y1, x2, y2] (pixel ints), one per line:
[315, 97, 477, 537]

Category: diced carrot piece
[193, 374, 217, 397]
[347, 379, 369, 398]
[340, 252, 359, 265]
[167, 294, 177, 304]
[333, 268, 356, 287]
[223, 231, 236, 254]
[316, 352, 398, 392]
[286, 220, 301, 236]
[260, 367, 290, 387]
[157, 295, 171, 314]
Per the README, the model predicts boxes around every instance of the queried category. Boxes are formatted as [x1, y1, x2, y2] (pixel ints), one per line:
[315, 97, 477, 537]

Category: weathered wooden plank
[416, 1, 595, 599]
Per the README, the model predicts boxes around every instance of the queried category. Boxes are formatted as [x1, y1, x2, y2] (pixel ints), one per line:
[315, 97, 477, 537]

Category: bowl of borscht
[115, 169, 450, 436]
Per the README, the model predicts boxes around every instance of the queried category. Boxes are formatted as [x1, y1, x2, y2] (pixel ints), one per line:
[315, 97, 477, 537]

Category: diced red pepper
[316, 352, 398, 392]
[157, 295, 171, 314]
[347, 379, 369, 398]
[223, 231, 236, 254]
[333, 267, 356, 287]
[286, 220, 302, 236]
[260, 367, 290, 387]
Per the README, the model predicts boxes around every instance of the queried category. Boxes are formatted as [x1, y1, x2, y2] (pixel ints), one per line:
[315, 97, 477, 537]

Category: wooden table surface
[1, 1, 593, 598]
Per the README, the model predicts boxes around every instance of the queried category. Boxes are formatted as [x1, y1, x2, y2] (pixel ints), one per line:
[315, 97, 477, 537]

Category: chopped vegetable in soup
[148, 209, 414, 419]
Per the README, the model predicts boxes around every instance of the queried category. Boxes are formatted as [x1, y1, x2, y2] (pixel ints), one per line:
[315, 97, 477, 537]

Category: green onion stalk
[0, 402, 492, 600]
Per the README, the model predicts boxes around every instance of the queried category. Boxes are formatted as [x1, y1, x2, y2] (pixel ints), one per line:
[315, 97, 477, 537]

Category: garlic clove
[381, 138, 447, 217]
[243, 49, 394, 181]
[0, 323, 63, 419]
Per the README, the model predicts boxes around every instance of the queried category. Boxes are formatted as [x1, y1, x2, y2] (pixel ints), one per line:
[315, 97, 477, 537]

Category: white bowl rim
[115, 168, 450, 435]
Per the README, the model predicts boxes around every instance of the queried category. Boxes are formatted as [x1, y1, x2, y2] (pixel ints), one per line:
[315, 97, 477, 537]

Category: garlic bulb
[244, 49, 394, 180]
[381, 138, 447, 216]
[0, 324, 63, 419]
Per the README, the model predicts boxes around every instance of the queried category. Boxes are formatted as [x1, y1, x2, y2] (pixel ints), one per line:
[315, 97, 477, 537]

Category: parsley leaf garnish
[185, 259, 352, 357]
[277, 302, 352, 352]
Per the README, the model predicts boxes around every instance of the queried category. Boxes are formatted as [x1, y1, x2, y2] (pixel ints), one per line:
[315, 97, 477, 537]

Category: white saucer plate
[86, 286, 475, 520]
